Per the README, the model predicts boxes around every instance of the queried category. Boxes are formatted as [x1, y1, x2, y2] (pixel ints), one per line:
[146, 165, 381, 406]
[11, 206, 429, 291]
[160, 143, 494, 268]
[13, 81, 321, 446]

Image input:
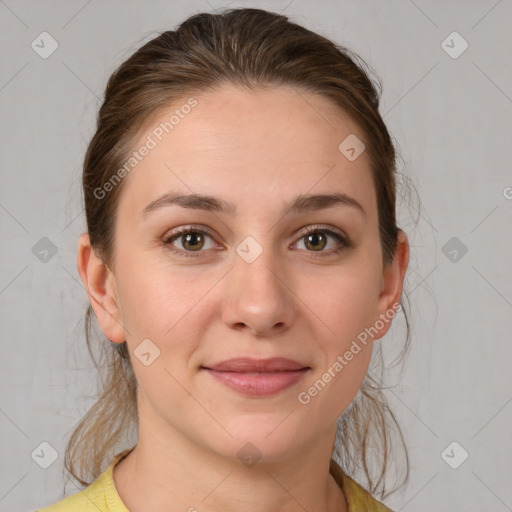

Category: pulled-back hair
[65, 7, 413, 500]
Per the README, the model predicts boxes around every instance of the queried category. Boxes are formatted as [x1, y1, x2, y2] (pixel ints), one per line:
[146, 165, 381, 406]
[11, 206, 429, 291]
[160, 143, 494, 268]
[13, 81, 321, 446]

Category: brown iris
[181, 232, 205, 251]
[304, 232, 327, 251]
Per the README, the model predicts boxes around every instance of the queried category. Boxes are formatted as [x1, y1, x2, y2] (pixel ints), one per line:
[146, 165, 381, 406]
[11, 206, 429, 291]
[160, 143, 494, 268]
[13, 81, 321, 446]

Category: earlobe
[76, 232, 126, 344]
[375, 230, 410, 340]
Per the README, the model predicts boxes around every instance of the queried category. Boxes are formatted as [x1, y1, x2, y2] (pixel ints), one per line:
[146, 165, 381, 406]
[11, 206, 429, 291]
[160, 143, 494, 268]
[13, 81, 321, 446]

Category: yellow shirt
[36, 450, 394, 512]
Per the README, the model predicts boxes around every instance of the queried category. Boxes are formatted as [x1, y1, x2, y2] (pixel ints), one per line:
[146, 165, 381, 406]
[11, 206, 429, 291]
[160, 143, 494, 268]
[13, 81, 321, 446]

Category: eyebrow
[140, 190, 366, 219]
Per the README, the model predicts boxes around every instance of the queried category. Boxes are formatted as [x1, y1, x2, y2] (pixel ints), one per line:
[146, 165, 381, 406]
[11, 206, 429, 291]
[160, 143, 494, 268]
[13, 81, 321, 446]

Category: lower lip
[203, 368, 309, 397]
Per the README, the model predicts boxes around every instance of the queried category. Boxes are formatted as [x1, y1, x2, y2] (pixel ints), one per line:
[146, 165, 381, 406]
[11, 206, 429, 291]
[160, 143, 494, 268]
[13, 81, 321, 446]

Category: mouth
[201, 358, 310, 397]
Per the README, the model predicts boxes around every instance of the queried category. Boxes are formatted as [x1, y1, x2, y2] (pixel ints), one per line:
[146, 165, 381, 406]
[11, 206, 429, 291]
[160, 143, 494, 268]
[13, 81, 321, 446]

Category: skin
[77, 83, 409, 512]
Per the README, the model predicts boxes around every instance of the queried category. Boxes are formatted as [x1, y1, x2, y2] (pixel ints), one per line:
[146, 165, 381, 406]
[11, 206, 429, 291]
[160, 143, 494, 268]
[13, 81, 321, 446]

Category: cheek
[300, 261, 381, 345]
[296, 262, 379, 411]
[301, 326, 374, 421]
[115, 255, 220, 355]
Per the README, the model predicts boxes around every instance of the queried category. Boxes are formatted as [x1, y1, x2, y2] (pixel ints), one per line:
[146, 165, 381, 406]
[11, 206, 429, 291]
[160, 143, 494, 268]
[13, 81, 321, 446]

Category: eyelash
[162, 224, 352, 259]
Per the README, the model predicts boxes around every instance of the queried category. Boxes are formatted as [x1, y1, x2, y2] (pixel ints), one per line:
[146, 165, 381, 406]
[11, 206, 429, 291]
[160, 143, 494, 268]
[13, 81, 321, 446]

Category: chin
[204, 416, 310, 465]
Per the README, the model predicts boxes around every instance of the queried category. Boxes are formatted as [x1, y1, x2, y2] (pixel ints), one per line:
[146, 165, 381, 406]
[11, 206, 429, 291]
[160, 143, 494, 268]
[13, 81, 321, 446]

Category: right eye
[163, 226, 219, 258]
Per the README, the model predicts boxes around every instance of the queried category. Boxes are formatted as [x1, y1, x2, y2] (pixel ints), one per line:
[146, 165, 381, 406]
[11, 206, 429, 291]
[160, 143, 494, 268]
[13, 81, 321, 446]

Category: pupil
[307, 233, 325, 251]
[184, 233, 203, 250]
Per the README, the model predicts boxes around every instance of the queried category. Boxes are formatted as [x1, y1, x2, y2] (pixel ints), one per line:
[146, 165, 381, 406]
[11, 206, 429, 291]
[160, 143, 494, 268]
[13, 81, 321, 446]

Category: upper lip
[202, 358, 309, 373]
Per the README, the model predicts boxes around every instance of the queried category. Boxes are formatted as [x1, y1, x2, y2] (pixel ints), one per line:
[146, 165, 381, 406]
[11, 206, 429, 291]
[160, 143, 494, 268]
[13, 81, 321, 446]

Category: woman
[38, 7, 411, 511]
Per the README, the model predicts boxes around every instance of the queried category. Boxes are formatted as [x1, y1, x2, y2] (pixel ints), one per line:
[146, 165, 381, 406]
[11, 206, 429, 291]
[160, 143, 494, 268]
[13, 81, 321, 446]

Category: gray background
[1, 1, 511, 511]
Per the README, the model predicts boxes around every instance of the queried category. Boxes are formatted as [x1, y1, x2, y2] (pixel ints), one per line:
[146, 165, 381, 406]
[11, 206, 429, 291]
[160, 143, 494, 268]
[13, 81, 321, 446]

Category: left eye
[297, 229, 345, 252]
[293, 227, 349, 253]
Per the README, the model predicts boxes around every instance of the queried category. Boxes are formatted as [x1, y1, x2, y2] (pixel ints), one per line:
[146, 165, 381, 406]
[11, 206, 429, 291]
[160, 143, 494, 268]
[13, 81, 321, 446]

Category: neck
[113, 401, 347, 512]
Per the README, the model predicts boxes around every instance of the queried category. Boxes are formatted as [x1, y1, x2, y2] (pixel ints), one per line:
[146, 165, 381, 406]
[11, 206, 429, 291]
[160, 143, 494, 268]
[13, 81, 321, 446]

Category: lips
[201, 358, 310, 397]
[203, 357, 308, 373]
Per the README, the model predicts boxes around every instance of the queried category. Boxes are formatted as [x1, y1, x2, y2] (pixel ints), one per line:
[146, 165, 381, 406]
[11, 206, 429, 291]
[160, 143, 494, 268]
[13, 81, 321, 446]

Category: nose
[221, 242, 297, 337]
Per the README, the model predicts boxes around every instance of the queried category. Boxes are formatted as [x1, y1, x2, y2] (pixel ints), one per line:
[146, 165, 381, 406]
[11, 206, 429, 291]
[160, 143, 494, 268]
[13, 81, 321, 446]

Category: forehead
[117, 84, 376, 222]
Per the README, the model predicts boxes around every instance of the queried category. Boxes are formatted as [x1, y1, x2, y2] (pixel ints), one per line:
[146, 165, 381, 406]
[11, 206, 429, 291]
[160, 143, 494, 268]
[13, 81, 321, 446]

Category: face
[84, 84, 407, 464]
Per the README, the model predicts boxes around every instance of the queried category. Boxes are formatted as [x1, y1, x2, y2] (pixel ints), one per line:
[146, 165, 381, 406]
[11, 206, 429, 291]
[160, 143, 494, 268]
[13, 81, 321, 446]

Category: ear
[77, 232, 126, 344]
[374, 229, 410, 340]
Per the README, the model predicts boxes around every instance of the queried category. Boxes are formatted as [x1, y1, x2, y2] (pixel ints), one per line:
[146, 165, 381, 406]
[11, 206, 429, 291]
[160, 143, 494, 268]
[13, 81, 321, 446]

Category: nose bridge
[222, 234, 295, 335]
[238, 242, 280, 295]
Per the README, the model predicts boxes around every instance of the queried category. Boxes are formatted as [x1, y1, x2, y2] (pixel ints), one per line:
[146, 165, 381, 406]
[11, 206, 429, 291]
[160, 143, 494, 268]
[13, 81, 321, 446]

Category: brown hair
[65, 7, 414, 500]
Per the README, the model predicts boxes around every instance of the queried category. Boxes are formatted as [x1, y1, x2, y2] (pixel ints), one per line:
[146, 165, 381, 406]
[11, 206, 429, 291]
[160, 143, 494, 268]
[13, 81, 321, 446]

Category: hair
[65, 7, 415, 500]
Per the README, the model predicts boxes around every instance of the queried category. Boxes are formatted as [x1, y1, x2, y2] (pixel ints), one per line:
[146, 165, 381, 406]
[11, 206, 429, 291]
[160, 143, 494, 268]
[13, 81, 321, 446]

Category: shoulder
[35, 480, 107, 511]
[36, 450, 132, 512]
[340, 471, 395, 512]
